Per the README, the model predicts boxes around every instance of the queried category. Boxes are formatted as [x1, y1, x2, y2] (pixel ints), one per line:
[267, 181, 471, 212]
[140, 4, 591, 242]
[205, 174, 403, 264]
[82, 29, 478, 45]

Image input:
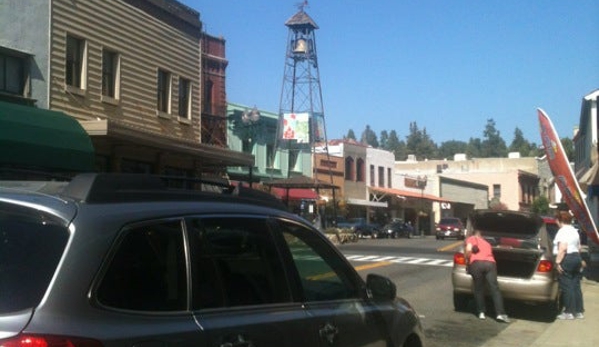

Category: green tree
[438, 140, 468, 160]
[531, 196, 550, 215]
[561, 137, 574, 162]
[466, 137, 482, 158]
[360, 125, 379, 147]
[379, 130, 389, 149]
[481, 118, 507, 157]
[345, 129, 357, 140]
[406, 122, 437, 160]
[509, 127, 535, 157]
[385, 130, 407, 160]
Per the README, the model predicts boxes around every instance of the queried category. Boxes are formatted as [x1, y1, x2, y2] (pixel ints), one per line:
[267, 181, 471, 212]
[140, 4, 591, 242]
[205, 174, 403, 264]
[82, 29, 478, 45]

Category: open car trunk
[469, 210, 553, 279]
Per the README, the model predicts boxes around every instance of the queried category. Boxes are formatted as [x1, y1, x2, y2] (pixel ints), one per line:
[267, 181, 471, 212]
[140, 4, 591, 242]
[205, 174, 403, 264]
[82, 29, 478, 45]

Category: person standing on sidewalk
[554, 211, 585, 320]
[465, 229, 510, 323]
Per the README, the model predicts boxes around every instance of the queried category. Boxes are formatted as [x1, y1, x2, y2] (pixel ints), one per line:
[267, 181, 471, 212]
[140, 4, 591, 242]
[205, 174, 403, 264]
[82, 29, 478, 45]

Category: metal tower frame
[276, 3, 338, 224]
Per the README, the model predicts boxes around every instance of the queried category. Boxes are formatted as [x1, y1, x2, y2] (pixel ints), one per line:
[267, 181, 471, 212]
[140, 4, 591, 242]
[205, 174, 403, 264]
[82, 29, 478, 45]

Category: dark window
[493, 184, 501, 199]
[97, 220, 187, 311]
[387, 168, 392, 187]
[0, 206, 69, 314]
[203, 79, 213, 114]
[378, 166, 385, 187]
[157, 69, 170, 112]
[345, 157, 354, 181]
[356, 158, 364, 182]
[0, 53, 26, 95]
[101, 50, 118, 98]
[370, 165, 375, 186]
[188, 217, 290, 309]
[66, 35, 85, 88]
[279, 221, 360, 301]
[178, 78, 190, 118]
[266, 144, 274, 167]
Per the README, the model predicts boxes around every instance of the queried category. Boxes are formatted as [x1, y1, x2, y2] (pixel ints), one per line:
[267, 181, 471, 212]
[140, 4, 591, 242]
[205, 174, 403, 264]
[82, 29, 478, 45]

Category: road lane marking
[437, 241, 463, 252]
[345, 254, 453, 268]
[353, 261, 393, 271]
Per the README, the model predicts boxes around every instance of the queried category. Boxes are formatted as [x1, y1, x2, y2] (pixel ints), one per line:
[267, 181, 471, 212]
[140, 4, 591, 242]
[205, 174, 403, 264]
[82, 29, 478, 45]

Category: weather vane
[296, 1, 308, 11]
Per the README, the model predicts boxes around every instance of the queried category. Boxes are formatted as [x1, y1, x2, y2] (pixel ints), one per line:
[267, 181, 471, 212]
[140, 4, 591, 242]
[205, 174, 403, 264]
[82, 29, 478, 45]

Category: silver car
[0, 173, 424, 347]
[452, 209, 559, 316]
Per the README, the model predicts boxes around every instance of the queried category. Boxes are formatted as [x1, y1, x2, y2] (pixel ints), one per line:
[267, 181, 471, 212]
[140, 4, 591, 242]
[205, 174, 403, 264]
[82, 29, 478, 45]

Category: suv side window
[278, 221, 361, 302]
[188, 217, 291, 309]
[96, 220, 187, 311]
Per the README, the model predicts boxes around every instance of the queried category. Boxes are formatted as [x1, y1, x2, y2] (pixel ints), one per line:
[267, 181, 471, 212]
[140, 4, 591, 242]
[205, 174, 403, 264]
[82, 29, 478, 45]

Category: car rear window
[0, 205, 69, 313]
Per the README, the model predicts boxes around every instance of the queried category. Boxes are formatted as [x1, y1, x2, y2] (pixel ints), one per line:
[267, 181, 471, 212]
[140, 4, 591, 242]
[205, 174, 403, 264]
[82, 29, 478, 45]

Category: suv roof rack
[60, 173, 287, 210]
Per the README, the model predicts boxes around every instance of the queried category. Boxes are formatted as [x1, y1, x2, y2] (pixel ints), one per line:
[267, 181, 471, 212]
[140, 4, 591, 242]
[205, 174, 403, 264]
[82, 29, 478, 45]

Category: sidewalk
[483, 251, 599, 347]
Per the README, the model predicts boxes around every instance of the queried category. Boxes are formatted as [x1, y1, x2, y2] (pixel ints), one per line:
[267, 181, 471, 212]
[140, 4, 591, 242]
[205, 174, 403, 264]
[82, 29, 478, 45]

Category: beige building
[0, 0, 252, 178]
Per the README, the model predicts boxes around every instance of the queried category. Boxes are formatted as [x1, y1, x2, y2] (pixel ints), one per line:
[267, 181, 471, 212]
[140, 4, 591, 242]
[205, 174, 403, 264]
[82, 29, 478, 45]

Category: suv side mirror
[366, 273, 396, 300]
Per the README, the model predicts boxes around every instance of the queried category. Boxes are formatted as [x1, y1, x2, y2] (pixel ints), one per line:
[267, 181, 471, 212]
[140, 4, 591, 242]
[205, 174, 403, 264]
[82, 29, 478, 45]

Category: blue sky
[181, 0, 598, 145]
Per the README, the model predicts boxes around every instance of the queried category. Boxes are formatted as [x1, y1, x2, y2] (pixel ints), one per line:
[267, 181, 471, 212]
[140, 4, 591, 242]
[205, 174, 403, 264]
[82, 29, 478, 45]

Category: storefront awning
[0, 101, 95, 171]
[271, 187, 320, 200]
[370, 186, 448, 202]
[80, 118, 254, 168]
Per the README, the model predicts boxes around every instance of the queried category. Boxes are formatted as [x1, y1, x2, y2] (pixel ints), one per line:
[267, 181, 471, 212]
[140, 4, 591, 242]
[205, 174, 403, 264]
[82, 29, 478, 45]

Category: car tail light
[537, 260, 554, 273]
[0, 335, 103, 347]
[453, 252, 467, 266]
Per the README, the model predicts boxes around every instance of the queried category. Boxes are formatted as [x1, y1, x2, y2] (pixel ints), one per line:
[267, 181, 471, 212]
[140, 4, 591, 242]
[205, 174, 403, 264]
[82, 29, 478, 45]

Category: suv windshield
[0, 205, 69, 313]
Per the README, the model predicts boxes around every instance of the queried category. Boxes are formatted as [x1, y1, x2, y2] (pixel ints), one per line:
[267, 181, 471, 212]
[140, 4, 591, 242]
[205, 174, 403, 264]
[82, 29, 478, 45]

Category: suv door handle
[319, 323, 339, 345]
[220, 334, 254, 347]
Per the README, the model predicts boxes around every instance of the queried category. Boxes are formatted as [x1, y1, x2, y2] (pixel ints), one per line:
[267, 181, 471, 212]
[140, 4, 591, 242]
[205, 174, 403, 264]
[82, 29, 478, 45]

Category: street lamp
[239, 106, 261, 149]
[416, 175, 428, 236]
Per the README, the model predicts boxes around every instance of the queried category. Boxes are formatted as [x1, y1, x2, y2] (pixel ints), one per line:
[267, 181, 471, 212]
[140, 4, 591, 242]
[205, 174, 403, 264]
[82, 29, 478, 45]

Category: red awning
[271, 187, 320, 200]
[370, 187, 447, 202]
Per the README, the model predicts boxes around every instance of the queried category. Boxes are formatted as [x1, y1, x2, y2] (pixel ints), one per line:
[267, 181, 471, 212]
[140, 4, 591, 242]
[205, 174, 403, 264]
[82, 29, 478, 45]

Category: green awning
[0, 101, 95, 172]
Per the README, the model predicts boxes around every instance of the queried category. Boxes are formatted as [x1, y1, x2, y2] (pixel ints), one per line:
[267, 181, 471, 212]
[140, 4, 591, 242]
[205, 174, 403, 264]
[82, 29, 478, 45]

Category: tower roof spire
[285, 5, 318, 29]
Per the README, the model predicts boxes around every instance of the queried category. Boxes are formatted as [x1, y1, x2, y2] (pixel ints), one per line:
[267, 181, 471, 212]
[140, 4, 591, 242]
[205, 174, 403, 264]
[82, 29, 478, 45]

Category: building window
[178, 78, 191, 119]
[345, 157, 354, 181]
[356, 158, 364, 182]
[0, 51, 27, 96]
[289, 151, 298, 172]
[370, 165, 375, 186]
[157, 69, 171, 113]
[66, 35, 86, 89]
[378, 166, 385, 187]
[266, 144, 275, 168]
[203, 79, 213, 114]
[387, 168, 392, 187]
[493, 184, 501, 199]
[102, 49, 119, 99]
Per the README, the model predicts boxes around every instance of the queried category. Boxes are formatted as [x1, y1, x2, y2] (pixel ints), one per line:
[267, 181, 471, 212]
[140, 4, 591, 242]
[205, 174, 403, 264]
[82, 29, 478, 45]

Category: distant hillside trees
[343, 117, 573, 161]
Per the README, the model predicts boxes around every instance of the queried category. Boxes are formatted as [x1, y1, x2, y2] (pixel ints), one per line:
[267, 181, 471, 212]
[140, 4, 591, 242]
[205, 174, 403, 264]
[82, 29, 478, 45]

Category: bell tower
[277, 2, 328, 171]
[277, 2, 337, 222]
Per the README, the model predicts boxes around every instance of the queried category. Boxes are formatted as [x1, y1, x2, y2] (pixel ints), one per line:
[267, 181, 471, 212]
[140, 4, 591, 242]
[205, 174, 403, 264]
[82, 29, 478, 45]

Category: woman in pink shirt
[465, 229, 510, 323]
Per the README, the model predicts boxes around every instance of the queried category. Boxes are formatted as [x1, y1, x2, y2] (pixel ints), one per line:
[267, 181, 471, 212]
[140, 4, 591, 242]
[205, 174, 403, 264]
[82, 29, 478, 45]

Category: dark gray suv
[0, 173, 424, 347]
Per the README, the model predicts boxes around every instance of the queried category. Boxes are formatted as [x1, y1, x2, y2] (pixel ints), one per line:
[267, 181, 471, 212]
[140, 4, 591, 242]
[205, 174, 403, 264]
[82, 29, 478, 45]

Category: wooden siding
[50, 0, 201, 143]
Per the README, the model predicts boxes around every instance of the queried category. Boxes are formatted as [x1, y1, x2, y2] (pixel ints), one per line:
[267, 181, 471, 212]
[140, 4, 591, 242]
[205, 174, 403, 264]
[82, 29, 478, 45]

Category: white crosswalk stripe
[344, 254, 453, 267]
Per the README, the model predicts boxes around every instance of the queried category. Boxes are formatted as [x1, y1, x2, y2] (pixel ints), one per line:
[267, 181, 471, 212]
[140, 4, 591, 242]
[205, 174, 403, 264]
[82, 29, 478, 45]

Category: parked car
[435, 217, 465, 240]
[337, 217, 381, 238]
[0, 173, 424, 347]
[452, 209, 559, 317]
[379, 220, 414, 239]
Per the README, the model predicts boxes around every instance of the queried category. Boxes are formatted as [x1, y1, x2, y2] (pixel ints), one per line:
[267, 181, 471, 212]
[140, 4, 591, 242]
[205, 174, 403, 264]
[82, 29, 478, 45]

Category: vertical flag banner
[538, 108, 599, 245]
[282, 113, 310, 143]
[311, 113, 326, 143]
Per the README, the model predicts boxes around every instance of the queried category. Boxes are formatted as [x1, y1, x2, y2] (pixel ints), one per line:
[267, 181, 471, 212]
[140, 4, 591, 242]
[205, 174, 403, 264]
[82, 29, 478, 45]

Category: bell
[293, 38, 307, 54]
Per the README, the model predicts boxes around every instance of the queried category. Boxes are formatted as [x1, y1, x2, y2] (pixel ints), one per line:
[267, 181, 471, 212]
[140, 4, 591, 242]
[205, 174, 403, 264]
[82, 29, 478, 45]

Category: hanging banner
[538, 108, 599, 245]
[311, 113, 326, 143]
[282, 113, 310, 143]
